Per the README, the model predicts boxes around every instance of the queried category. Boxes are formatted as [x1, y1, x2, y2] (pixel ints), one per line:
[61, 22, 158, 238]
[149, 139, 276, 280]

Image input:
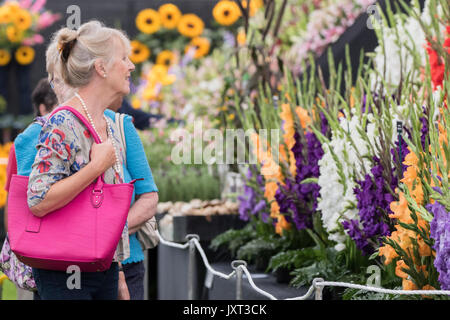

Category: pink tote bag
[7, 106, 135, 272]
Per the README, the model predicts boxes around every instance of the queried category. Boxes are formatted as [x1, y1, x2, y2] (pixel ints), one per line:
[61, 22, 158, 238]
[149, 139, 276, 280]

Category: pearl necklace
[74, 92, 121, 174]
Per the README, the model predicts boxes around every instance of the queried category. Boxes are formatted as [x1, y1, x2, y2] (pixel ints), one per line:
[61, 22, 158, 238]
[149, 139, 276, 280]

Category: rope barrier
[314, 280, 450, 296]
[156, 231, 450, 300]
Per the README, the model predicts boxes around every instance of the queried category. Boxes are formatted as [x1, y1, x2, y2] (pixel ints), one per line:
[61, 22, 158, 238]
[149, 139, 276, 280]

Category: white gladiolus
[370, 0, 443, 91]
[318, 112, 376, 251]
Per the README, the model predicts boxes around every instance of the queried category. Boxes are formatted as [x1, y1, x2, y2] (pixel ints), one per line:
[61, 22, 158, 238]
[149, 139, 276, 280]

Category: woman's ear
[94, 59, 107, 78]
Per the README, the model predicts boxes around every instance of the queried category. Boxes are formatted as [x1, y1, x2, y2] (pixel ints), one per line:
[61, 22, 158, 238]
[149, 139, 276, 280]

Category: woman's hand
[90, 139, 117, 174]
[118, 270, 130, 300]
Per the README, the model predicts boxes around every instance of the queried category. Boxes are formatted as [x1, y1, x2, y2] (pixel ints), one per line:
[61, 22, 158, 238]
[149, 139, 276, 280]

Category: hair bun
[56, 28, 78, 63]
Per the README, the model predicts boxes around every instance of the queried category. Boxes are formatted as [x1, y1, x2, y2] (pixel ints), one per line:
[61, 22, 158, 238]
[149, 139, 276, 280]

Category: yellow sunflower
[6, 25, 23, 43]
[0, 49, 11, 66]
[156, 50, 177, 68]
[213, 1, 241, 26]
[185, 37, 210, 59]
[148, 65, 176, 86]
[0, 6, 12, 24]
[14, 9, 32, 31]
[136, 9, 161, 34]
[158, 3, 181, 29]
[177, 14, 204, 38]
[15, 46, 35, 65]
[130, 40, 150, 64]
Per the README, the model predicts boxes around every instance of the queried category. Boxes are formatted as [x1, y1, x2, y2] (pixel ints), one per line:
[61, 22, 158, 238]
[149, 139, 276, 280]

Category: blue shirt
[15, 122, 43, 176]
[104, 109, 158, 265]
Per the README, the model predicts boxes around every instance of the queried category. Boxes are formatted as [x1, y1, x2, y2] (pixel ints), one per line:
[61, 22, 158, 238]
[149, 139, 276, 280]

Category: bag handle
[46, 106, 105, 185]
[114, 113, 127, 166]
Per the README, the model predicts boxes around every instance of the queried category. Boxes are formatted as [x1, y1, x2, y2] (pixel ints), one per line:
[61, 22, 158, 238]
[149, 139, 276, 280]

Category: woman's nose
[129, 60, 135, 72]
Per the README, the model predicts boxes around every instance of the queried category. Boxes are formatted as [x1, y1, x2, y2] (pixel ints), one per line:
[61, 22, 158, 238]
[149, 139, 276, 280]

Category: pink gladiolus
[30, 0, 46, 13]
[19, 0, 32, 9]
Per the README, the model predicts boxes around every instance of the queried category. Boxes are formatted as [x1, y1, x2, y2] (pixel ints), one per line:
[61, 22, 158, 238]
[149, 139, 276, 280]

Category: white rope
[315, 281, 450, 296]
[191, 238, 236, 280]
[285, 285, 316, 300]
[156, 230, 190, 249]
[240, 266, 277, 300]
[156, 231, 450, 299]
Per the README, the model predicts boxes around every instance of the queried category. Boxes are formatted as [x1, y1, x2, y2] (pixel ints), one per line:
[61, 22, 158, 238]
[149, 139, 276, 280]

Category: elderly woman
[44, 26, 159, 300]
[27, 21, 145, 300]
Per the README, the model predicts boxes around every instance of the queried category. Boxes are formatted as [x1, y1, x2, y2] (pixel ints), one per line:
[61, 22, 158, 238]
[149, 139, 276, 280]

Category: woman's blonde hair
[51, 20, 131, 88]
[45, 41, 76, 103]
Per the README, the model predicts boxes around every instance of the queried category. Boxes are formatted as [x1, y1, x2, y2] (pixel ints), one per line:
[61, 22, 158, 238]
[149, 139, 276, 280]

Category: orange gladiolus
[395, 260, 409, 279]
[402, 279, 418, 290]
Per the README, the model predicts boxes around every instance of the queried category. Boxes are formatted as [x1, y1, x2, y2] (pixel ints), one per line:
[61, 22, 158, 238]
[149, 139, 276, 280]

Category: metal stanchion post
[186, 234, 200, 300]
[231, 260, 247, 300]
[313, 278, 324, 300]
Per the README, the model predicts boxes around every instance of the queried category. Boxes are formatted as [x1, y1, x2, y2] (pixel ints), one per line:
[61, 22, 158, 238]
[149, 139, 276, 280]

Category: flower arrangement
[0, 0, 60, 66]
[209, 0, 450, 298]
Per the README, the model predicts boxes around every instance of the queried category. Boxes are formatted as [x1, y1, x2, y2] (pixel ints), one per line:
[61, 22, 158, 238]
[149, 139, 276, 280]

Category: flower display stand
[156, 212, 246, 299]
[170, 214, 246, 243]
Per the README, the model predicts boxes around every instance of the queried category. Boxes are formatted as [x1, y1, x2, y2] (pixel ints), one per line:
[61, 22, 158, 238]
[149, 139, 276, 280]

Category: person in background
[4, 78, 58, 300]
[105, 96, 159, 300]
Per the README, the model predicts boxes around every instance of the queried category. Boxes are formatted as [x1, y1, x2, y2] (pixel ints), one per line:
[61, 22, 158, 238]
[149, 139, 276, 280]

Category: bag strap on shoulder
[47, 106, 102, 144]
[114, 112, 127, 166]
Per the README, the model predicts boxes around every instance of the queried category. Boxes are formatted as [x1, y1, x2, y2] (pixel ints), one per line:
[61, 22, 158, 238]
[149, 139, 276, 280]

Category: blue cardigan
[15, 111, 158, 265]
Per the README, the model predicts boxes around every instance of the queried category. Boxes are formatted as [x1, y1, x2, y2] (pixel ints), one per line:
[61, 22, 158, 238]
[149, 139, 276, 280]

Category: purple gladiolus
[428, 200, 450, 289]
[238, 166, 267, 222]
[275, 114, 327, 230]
[343, 154, 398, 255]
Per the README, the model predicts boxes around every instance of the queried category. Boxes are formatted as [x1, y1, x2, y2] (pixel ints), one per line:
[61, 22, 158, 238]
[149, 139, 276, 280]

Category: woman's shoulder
[14, 122, 42, 150]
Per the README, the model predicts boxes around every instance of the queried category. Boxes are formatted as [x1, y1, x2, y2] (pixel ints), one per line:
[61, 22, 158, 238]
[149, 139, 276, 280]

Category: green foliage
[154, 165, 220, 202]
[342, 288, 402, 300]
[140, 127, 221, 202]
[210, 224, 256, 257]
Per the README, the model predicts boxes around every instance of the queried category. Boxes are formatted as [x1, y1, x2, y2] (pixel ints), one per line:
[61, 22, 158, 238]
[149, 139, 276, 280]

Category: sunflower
[177, 14, 204, 38]
[14, 9, 32, 31]
[158, 3, 181, 29]
[0, 6, 12, 24]
[148, 65, 176, 86]
[130, 40, 150, 64]
[15, 46, 35, 65]
[6, 25, 23, 43]
[213, 1, 241, 26]
[0, 49, 11, 66]
[136, 9, 161, 34]
[185, 37, 210, 59]
[156, 50, 177, 68]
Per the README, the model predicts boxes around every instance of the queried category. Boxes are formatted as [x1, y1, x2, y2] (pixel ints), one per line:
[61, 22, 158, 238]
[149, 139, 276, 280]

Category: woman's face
[105, 38, 135, 96]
